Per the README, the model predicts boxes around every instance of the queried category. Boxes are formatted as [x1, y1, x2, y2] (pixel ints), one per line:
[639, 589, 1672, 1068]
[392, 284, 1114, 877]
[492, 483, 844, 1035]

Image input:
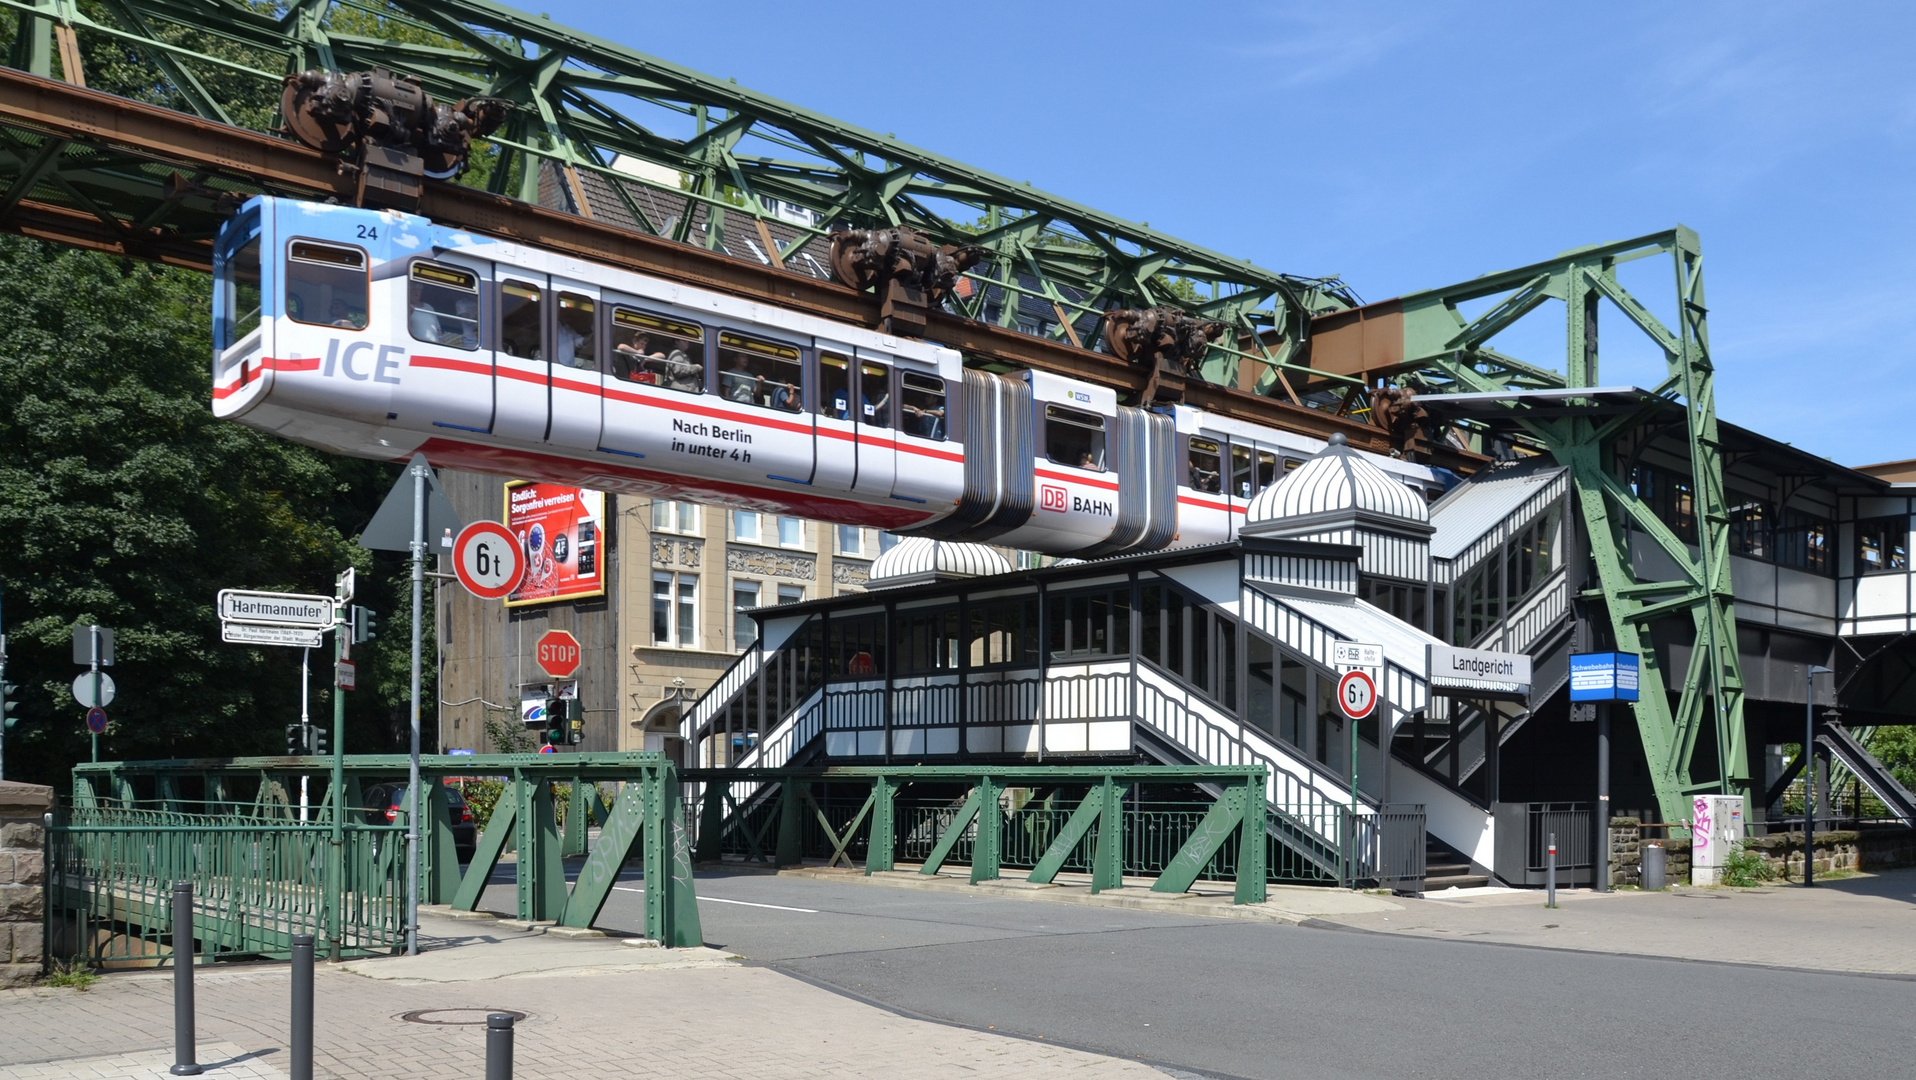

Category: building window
[653, 572, 698, 648]
[778, 517, 803, 548]
[1774, 509, 1833, 574]
[777, 584, 805, 605]
[1858, 517, 1910, 574]
[837, 525, 865, 556]
[733, 511, 760, 543]
[878, 532, 901, 555]
[732, 581, 761, 650]
[652, 499, 699, 535]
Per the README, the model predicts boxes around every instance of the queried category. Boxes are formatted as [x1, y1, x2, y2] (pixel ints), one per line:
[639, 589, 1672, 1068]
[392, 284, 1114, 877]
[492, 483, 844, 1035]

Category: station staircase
[1816, 720, 1916, 826]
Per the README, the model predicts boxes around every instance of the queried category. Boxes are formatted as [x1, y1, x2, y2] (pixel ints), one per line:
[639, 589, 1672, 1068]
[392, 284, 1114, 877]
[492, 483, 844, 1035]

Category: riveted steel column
[866, 776, 896, 873]
[1091, 776, 1124, 892]
[971, 774, 1001, 883]
[775, 779, 803, 867]
[1235, 770, 1267, 904]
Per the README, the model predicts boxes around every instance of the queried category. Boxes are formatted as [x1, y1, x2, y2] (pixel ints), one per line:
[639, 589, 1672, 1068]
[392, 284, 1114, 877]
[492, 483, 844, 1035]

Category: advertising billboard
[503, 481, 607, 607]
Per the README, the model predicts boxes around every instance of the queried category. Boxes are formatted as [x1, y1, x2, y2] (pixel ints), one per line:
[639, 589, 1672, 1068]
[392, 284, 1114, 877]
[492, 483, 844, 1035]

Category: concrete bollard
[290, 934, 315, 1080]
[170, 881, 202, 1076]
[486, 1012, 515, 1080]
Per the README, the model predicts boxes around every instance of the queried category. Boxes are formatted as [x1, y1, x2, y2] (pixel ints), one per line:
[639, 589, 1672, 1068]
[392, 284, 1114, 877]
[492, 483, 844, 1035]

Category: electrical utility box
[1688, 794, 1746, 885]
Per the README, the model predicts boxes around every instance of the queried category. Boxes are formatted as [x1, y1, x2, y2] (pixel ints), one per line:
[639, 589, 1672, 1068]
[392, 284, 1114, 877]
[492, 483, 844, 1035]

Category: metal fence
[46, 806, 406, 967]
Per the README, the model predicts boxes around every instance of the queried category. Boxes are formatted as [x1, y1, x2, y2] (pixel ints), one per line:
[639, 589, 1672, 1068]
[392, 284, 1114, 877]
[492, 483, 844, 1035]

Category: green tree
[0, 237, 430, 787]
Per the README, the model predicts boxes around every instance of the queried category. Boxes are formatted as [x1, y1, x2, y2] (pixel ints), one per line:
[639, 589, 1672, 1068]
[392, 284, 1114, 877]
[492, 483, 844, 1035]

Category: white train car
[211, 196, 1443, 555]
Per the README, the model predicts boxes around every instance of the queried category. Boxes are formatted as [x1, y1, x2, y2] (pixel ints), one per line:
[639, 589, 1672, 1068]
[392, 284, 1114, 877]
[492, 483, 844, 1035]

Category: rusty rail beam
[0, 68, 1481, 470]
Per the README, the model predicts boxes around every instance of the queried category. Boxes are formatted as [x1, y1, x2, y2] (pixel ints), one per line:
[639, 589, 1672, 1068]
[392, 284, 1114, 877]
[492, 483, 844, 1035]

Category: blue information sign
[1570, 652, 1640, 702]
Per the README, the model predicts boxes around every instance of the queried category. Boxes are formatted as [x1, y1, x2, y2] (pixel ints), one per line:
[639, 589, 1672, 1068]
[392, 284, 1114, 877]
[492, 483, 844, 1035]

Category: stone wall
[1605, 818, 1689, 888]
[0, 780, 52, 987]
[1606, 817, 1915, 886]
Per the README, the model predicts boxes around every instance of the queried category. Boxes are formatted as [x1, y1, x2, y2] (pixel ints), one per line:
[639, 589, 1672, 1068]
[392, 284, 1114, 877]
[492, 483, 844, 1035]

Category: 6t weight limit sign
[452, 521, 525, 600]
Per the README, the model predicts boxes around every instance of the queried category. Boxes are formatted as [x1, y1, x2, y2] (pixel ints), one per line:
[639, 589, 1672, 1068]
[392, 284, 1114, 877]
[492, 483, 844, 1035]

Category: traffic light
[311, 725, 329, 756]
[1, 679, 18, 733]
[286, 723, 303, 755]
[543, 697, 567, 747]
[350, 605, 378, 645]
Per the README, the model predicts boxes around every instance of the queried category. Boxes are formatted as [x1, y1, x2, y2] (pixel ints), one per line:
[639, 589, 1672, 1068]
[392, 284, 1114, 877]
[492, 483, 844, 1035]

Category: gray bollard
[1641, 841, 1667, 890]
[290, 934, 315, 1080]
[170, 881, 202, 1076]
[1545, 832, 1558, 909]
[486, 1013, 515, 1080]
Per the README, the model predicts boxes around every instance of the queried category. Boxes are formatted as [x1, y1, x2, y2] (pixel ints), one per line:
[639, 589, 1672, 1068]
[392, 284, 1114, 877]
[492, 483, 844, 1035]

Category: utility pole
[407, 460, 426, 956]
[1804, 664, 1833, 887]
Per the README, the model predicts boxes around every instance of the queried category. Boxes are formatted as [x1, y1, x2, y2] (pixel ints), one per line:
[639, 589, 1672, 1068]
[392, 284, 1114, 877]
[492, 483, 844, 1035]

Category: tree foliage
[0, 237, 431, 787]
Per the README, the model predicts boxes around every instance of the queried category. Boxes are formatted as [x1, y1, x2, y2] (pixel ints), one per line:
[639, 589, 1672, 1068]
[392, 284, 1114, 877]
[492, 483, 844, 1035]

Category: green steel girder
[0, 0, 1358, 392]
[1388, 228, 1748, 828]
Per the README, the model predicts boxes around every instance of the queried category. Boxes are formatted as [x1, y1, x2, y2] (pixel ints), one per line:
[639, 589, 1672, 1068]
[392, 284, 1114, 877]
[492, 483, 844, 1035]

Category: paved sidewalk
[0, 912, 1170, 1080]
[1310, 868, 1916, 976]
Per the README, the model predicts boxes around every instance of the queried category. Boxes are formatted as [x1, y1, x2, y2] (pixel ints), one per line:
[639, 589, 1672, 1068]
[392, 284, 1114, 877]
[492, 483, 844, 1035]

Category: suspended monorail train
[212, 197, 1448, 554]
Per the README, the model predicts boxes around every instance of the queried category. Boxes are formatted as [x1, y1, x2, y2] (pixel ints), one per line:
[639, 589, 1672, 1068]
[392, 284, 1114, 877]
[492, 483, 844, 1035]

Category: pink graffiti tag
[1692, 796, 1714, 858]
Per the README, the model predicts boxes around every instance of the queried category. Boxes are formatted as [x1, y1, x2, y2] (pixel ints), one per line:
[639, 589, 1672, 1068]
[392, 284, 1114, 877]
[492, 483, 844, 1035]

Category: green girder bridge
[0, 0, 1747, 821]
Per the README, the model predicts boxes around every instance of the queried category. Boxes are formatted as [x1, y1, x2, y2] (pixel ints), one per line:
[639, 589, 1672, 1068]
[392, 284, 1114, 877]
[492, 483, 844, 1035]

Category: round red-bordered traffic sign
[452, 521, 525, 600]
[1336, 669, 1377, 721]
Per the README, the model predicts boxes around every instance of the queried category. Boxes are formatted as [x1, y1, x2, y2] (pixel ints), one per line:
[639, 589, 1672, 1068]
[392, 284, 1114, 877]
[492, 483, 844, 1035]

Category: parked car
[362, 781, 477, 862]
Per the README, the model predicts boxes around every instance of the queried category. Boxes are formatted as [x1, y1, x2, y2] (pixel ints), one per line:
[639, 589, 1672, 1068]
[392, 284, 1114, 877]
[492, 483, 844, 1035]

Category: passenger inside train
[556, 293, 595, 369]
[407, 263, 480, 349]
[1044, 405, 1106, 471]
[610, 310, 704, 392]
[718, 332, 803, 412]
[1189, 438, 1223, 494]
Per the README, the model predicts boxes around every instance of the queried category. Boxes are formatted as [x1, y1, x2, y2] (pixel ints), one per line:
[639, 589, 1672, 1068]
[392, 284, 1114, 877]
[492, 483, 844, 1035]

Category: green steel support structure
[1381, 228, 1748, 826]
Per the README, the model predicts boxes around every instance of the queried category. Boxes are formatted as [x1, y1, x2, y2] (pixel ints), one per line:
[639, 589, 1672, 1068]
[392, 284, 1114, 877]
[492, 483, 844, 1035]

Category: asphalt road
[483, 871, 1916, 1080]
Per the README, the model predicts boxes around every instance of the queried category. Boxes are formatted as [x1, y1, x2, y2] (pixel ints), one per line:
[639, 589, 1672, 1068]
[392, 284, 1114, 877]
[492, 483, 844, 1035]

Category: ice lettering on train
[670, 417, 754, 462]
[321, 339, 403, 384]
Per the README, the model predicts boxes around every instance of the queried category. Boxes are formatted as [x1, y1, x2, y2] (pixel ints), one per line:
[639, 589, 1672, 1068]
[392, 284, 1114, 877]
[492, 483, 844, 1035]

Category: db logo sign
[1040, 485, 1069, 512]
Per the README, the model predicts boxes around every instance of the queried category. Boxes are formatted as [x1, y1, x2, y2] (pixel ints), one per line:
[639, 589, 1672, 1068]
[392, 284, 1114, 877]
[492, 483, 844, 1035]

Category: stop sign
[535, 629, 581, 678]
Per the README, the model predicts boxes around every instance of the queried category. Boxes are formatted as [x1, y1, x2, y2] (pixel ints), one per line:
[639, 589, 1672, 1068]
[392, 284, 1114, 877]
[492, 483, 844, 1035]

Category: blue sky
[538, 0, 1914, 466]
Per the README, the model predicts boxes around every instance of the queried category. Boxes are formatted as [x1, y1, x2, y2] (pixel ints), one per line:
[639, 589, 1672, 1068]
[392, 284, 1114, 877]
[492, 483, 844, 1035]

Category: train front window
[222, 236, 261, 349]
[611, 308, 703, 393]
[556, 293, 595, 369]
[717, 331, 803, 412]
[1231, 445, 1254, 498]
[500, 280, 542, 360]
[1188, 438, 1221, 493]
[286, 241, 367, 329]
[859, 362, 891, 429]
[818, 353, 852, 419]
[407, 262, 478, 350]
[900, 372, 947, 440]
[1045, 405, 1106, 471]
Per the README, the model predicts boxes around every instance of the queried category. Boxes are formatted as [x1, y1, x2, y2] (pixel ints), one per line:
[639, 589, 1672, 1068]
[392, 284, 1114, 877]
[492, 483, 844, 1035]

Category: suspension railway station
[8, 0, 1916, 964]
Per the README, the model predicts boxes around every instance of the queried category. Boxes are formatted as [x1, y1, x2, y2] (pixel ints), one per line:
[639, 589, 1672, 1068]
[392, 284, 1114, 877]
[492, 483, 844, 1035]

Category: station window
[499, 279, 542, 360]
[1774, 509, 1833, 574]
[1046, 586, 1131, 660]
[407, 262, 479, 350]
[717, 331, 803, 412]
[860, 362, 891, 428]
[610, 308, 704, 393]
[1728, 498, 1772, 560]
[826, 611, 886, 677]
[1044, 405, 1106, 471]
[900, 372, 947, 440]
[1187, 438, 1222, 494]
[897, 607, 961, 673]
[1858, 517, 1910, 574]
[968, 596, 1039, 668]
[818, 353, 853, 420]
[556, 292, 595, 369]
[217, 235, 262, 353]
[285, 240, 367, 329]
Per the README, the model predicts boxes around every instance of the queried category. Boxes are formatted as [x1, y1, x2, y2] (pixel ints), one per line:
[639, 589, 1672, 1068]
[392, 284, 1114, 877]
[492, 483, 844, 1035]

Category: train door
[544, 276, 604, 451]
[492, 273, 551, 443]
[813, 345, 859, 492]
[890, 365, 964, 507]
[849, 353, 895, 498]
[392, 255, 492, 434]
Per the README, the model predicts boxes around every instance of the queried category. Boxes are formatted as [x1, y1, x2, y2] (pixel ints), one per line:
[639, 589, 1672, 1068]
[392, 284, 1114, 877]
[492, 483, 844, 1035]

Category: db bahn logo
[1040, 484, 1068, 512]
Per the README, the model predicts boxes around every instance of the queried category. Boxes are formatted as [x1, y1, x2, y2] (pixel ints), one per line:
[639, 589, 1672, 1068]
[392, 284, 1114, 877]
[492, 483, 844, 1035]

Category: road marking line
[613, 885, 817, 913]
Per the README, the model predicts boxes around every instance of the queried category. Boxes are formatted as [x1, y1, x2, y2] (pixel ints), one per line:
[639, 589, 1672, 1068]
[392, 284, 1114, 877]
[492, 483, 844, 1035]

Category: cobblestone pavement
[1313, 868, 1916, 975]
[0, 915, 1169, 1080]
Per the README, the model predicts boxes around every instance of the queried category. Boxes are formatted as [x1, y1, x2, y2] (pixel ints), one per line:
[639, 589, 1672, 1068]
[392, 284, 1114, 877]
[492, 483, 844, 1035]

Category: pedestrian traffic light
[286, 723, 303, 755]
[350, 605, 378, 645]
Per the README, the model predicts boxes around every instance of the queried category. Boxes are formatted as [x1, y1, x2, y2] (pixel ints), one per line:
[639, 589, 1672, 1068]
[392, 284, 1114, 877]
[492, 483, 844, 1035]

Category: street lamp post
[1804, 664, 1833, 887]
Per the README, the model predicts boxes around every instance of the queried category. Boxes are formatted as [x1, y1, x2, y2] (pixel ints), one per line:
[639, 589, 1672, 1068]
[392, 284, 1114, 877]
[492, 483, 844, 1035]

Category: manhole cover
[399, 1009, 529, 1026]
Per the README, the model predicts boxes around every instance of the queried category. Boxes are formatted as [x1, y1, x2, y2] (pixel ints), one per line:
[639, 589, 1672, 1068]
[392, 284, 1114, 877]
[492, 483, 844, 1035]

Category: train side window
[1045, 405, 1106, 471]
[1231, 445, 1254, 499]
[818, 353, 853, 419]
[286, 240, 367, 329]
[1257, 450, 1279, 491]
[407, 262, 479, 350]
[556, 293, 596, 369]
[500, 280, 543, 360]
[717, 331, 803, 412]
[611, 308, 704, 393]
[900, 372, 947, 440]
[859, 362, 891, 428]
[1188, 438, 1222, 494]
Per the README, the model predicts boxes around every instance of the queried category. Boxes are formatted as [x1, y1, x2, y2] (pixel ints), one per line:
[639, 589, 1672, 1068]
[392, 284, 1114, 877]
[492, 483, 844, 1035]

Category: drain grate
[399, 1009, 529, 1026]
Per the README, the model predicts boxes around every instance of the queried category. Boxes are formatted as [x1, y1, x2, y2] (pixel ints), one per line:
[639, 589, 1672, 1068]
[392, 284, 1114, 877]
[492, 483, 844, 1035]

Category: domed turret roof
[868, 537, 1014, 587]
[1246, 433, 1429, 529]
